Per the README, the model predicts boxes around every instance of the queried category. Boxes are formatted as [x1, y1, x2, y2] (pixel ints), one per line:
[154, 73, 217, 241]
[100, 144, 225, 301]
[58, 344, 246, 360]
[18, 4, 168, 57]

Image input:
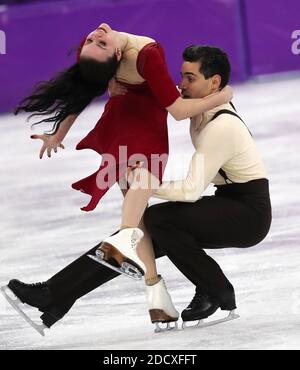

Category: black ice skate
[181, 288, 239, 329]
[1, 279, 72, 336]
[1, 280, 51, 336]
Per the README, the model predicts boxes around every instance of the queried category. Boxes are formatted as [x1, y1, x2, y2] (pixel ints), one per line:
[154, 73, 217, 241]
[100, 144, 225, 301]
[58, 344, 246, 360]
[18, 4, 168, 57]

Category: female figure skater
[14, 23, 232, 329]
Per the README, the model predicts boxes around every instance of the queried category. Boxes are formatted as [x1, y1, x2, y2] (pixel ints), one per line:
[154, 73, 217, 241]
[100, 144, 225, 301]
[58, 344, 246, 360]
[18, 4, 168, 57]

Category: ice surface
[0, 75, 300, 350]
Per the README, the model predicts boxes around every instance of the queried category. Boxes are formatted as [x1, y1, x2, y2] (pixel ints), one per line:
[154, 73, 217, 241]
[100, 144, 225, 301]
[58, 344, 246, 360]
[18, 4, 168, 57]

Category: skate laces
[27, 282, 47, 288]
[188, 291, 209, 308]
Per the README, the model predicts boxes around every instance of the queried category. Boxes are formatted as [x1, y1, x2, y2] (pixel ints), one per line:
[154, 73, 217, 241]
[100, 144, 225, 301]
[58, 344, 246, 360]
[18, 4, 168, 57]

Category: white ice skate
[182, 310, 240, 330]
[146, 277, 179, 333]
[1, 285, 47, 337]
[88, 228, 146, 280]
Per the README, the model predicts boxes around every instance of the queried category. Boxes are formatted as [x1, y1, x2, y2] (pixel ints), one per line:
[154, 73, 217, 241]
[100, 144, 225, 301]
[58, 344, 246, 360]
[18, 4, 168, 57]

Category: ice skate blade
[0, 286, 47, 337]
[154, 321, 179, 333]
[97, 243, 145, 276]
[87, 254, 143, 280]
[182, 310, 240, 330]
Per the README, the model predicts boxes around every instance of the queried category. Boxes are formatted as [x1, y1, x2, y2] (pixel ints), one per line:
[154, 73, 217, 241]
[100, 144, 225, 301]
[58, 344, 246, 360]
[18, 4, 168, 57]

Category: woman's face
[80, 23, 120, 62]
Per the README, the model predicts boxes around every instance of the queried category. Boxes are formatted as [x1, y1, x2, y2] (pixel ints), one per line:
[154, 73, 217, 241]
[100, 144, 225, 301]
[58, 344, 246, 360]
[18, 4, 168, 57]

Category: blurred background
[0, 0, 299, 112]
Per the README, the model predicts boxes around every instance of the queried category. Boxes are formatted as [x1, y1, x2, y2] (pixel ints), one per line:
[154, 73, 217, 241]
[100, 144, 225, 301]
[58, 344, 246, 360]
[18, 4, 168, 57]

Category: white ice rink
[0, 75, 300, 350]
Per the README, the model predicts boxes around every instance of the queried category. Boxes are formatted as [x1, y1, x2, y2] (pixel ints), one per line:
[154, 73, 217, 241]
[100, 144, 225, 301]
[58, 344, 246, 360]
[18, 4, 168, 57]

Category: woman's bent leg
[101, 168, 160, 278]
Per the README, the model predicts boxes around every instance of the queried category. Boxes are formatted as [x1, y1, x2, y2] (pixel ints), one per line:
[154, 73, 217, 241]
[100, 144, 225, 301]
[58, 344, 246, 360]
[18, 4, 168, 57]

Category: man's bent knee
[144, 204, 161, 232]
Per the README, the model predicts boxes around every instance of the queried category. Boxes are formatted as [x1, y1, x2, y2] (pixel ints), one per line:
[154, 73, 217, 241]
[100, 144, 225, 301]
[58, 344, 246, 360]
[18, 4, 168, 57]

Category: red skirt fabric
[72, 92, 169, 211]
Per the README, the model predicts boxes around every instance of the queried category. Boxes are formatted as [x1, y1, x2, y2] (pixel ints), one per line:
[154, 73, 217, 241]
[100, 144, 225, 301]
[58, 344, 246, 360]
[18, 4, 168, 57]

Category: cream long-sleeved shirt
[154, 103, 267, 202]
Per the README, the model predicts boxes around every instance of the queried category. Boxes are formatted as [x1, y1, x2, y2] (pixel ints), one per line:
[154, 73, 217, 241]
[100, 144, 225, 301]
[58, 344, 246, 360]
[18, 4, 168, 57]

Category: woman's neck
[113, 31, 130, 52]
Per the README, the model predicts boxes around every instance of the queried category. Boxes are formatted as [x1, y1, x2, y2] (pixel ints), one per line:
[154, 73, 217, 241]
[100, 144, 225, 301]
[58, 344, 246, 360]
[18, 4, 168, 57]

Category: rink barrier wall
[0, 0, 299, 113]
[243, 0, 300, 76]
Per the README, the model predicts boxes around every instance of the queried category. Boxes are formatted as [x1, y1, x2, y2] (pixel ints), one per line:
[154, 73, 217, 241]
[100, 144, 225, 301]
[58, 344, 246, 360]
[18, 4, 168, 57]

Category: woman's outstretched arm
[166, 86, 232, 121]
[54, 113, 79, 142]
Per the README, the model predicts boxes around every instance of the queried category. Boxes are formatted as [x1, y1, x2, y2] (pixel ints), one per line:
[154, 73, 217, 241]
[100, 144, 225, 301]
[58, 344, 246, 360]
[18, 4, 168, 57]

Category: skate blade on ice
[149, 309, 179, 333]
[0, 286, 47, 337]
[87, 250, 143, 280]
[182, 310, 239, 330]
[154, 321, 179, 333]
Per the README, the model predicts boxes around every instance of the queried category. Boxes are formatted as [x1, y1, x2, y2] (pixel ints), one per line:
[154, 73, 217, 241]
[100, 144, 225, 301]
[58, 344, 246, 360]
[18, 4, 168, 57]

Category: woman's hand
[220, 85, 233, 102]
[201, 85, 233, 108]
[108, 78, 127, 97]
[125, 161, 144, 184]
[30, 134, 65, 159]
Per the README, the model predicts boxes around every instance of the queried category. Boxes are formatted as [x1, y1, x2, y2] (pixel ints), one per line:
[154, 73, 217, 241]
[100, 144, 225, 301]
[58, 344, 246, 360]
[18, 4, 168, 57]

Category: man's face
[179, 61, 219, 98]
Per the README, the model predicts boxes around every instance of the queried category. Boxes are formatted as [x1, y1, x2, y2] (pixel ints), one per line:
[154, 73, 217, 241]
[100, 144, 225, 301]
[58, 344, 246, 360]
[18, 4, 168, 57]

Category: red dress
[72, 42, 180, 211]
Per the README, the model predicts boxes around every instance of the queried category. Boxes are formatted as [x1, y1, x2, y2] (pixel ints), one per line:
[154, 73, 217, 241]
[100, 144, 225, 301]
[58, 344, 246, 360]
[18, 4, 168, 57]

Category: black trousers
[46, 179, 271, 316]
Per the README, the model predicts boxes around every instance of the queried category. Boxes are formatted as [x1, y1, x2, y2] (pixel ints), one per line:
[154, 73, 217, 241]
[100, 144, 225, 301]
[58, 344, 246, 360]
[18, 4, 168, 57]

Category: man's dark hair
[183, 45, 231, 88]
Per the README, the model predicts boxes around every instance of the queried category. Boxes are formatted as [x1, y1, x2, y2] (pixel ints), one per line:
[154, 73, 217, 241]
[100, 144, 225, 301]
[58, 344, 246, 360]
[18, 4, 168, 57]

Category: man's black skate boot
[8, 279, 52, 310]
[7, 279, 74, 328]
[219, 286, 237, 312]
[181, 288, 220, 322]
[182, 286, 237, 322]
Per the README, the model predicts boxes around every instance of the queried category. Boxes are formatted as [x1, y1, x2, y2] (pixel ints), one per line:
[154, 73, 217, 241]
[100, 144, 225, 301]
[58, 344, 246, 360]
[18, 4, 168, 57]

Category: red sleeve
[137, 44, 180, 108]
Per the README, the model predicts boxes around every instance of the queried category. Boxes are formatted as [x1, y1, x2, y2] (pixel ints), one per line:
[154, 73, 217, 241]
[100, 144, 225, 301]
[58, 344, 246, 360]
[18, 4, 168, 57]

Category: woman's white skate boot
[88, 228, 146, 280]
[146, 276, 179, 333]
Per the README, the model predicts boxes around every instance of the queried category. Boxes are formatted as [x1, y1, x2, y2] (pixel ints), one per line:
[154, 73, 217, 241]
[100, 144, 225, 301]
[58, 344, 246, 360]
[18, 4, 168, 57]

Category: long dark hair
[15, 55, 120, 134]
